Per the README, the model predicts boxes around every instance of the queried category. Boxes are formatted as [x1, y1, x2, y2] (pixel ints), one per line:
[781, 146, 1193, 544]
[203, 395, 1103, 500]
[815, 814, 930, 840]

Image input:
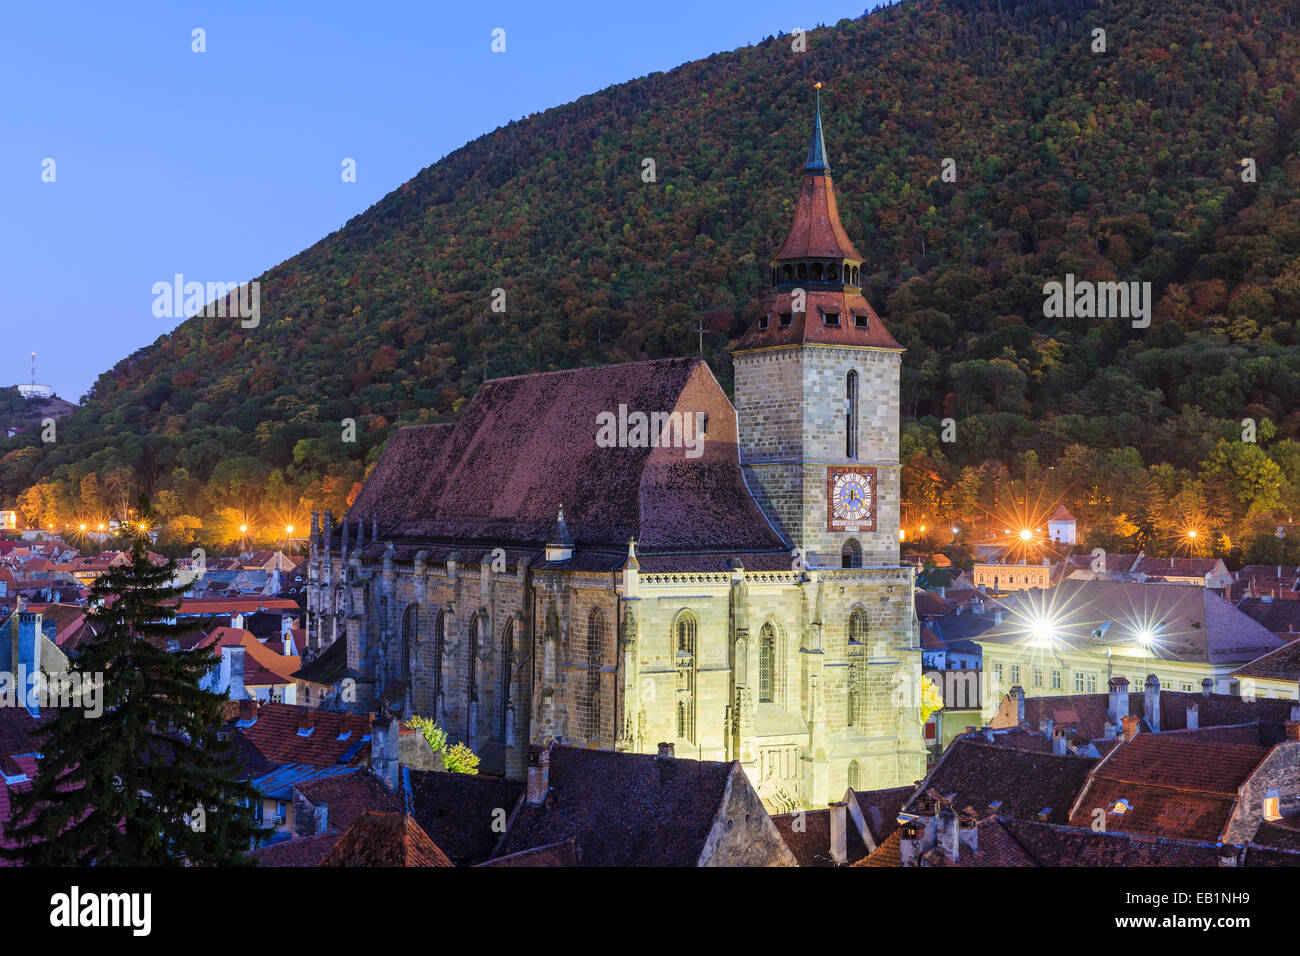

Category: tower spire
[805, 82, 829, 172]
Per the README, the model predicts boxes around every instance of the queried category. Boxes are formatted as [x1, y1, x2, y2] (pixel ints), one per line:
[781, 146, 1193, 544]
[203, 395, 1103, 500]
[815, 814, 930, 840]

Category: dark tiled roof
[770, 806, 868, 867]
[906, 740, 1096, 825]
[1234, 637, 1300, 682]
[921, 817, 1036, 867]
[251, 833, 340, 867]
[850, 786, 913, 847]
[1235, 597, 1300, 635]
[492, 746, 734, 867]
[475, 838, 580, 867]
[1251, 816, 1300, 852]
[999, 818, 1230, 866]
[345, 424, 456, 526]
[292, 635, 356, 686]
[406, 770, 525, 867]
[346, 358, 788, 554]
[296, 769, 403, 835]
[320, 811, 453, 867]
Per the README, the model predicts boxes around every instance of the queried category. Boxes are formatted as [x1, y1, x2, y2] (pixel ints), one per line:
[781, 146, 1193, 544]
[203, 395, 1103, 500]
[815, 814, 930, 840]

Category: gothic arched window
[846, 369, 859, 460]
[587, 608, 605, 743]
[432, 609, 445, 720]
[849, 607, 868, 646]
[842, 538, 862, 569]
[674, 611, 697, 742]
[847, 759, 861, 791]
[467, 613, 480, 705]
[400, 604, 418, 678]
[499, 620, 513, 740]
[759, 623, 776, 703]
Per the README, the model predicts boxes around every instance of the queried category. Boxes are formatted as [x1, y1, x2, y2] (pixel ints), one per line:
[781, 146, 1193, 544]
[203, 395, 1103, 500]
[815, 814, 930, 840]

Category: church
[297, 95, 928, 812]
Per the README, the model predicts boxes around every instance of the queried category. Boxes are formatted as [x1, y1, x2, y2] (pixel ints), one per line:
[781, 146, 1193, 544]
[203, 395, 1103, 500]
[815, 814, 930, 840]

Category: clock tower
[734, 88, 903, 569]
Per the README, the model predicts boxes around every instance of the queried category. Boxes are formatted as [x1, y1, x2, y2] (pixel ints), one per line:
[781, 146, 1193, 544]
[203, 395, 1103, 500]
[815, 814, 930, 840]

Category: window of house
[1010, 664, 1021, 686]
[854, 312, 869, 329]
[992, 662, 1003, 684]
[779, 312, 792, 327]
[1182, 682, 1193, 692]
[1032, 665, 1043, 688]
[822, 310, 840, 327]
[276, 802, 287, 824]
[1265, 790, 1281, 821]
[1051, 669, 1062, 690]
[1074, 672, 1085, 693]
[1085, 672, 1098, 693]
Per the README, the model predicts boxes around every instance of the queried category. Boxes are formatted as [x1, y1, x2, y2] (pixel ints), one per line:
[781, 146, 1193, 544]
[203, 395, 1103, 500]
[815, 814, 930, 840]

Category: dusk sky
[2, 0, 875, 401]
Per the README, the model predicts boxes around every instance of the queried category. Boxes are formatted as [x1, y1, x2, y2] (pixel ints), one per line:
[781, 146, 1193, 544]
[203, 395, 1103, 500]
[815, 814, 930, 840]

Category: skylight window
[1111, 798, 1130, 814]
[336, 730, 352, 742]
[296, 726, 315, 738]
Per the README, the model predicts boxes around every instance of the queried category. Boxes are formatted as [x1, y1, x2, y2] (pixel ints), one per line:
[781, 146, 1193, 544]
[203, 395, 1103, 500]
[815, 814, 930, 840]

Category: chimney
[958, 810, 979, 855]
[1285, 721, 1300, 743]
[1109, 676, 1130, 721]
[1103, 721, 1117, 740]
[231, 612, 244, 631]
[222, 645, 248, 700]
[526, 744, 551, 806]
[369, 716, 400, 791]
[1010, 685, 1026, 726]
[980, 725, 994, 743]
[993, 609, 1003, 625]
[312, 801, 329, 835]
[1052, 729, 1068, 755]
[1121, 714, 1140, 742]
[1144, 674, 1161, 732]
[1202, 677, 1214, 697]
[898, 819, 925, 867]
[936, 808, 961, 862]
[657, 741, 675, 759]
[829, 801, 848, 865]
[1187, 704, 1199, 730]
[1039, 717, 1054, 739]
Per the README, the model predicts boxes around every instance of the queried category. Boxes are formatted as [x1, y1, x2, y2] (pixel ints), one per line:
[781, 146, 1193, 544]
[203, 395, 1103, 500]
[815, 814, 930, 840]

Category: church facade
[297, 99, 928, 811]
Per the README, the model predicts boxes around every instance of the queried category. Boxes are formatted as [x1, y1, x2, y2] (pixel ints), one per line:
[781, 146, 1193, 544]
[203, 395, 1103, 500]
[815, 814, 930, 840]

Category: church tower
[734, 87, 903, 570]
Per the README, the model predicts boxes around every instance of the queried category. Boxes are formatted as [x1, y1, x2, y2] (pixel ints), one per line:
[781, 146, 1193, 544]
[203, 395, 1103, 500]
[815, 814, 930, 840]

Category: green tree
[2, 497, 258, 866]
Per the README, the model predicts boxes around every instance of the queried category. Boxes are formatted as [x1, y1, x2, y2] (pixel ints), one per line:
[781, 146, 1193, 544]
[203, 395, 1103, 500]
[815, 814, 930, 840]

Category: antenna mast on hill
[30, 352, 36, 386]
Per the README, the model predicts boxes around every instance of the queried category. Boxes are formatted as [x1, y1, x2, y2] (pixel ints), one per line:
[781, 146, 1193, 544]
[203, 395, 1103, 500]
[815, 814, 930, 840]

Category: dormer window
[1110, 798, 1130, 814]
[758, 314, 769, 330]
[822, 311, 839, 327]
[854, 312, 869, 329]
[779, 312, 792, 328]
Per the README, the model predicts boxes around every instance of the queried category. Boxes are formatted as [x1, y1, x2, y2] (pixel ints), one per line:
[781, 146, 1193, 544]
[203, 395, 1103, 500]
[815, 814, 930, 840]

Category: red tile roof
[320, 811, 453, 867]
[251, 833, 340, 866]
[295, 770, 403, 836]
[476, 838, 580, 867]
[237, 704, 373, 767]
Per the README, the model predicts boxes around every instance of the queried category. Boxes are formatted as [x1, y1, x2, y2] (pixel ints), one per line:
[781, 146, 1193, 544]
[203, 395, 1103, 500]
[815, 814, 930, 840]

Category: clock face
[827, 467, 877, 532]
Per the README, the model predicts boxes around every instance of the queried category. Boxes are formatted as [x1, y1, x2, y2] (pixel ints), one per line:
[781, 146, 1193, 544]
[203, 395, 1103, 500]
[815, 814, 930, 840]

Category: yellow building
[974, 579, 1284, 719]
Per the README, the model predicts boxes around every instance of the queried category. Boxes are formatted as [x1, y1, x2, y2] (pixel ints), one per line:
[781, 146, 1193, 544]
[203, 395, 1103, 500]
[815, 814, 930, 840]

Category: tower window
[822, 311, 839, 327]
[842, 538, 862, 568]
[829, 263, 840, 281]
[811, 262, 824, 281]
[854, 313, 869, 329]
[846, 370, 859, 459]
[781, 264, 793, 282]
[779, 312, 792, 328]
[759, 623, 777, 703]
[796, 263, 807, 280]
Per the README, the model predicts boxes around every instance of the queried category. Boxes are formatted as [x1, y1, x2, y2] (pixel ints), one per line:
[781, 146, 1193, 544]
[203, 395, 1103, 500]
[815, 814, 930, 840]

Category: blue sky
[1, 0, 878, 401]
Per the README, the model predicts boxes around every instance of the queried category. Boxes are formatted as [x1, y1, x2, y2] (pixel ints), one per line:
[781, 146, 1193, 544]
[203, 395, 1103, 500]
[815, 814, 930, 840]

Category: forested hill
[6, 0, 1300, 558]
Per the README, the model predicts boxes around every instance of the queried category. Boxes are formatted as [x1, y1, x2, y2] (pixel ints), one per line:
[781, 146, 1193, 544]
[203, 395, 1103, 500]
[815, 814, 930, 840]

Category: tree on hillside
[2, 497, 258, 866]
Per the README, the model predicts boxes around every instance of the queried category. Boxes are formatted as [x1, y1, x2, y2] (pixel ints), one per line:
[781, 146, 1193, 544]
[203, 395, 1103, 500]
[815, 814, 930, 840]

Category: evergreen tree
[2, 497, 258, 866]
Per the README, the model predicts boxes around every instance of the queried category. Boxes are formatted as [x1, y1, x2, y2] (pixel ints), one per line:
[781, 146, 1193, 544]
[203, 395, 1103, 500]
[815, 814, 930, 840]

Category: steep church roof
[347, 357, 788, 555]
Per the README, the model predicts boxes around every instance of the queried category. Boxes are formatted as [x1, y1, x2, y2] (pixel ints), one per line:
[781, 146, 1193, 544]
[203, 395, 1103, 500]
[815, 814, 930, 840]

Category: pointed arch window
[499, 620, 513, 740]
[842, 538, 862, 569]
[849, 607, 868, 646]
[847, 759, 861, 791]
[587, 608, 605, 743]
[675, 612, 697, 742]
[400, 604, 418, 678]
[432, 609, 446, 720]
[759, 623, 777, 703]
[467, 613, 480, 704]
[846, 369, 859, 459]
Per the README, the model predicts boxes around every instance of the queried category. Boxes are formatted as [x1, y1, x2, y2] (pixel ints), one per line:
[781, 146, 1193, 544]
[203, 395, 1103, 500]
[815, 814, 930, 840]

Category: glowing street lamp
[1030, 616, 1055, 647]
[285, 525, 294, 535]
[1019, 528, 1033, 542]
[239, 524, 248, 534]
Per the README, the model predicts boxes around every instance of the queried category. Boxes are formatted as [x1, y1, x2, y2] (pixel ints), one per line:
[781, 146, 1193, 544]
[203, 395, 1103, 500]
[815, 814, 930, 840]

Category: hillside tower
[734, 89, 903, 569]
